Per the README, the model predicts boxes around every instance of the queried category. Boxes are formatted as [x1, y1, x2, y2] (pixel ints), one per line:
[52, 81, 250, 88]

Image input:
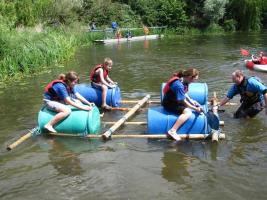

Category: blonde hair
[104, 57, 113, 66]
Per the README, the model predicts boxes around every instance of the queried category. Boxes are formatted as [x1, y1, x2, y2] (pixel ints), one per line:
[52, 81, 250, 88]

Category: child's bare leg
[168, 108, 192, 141]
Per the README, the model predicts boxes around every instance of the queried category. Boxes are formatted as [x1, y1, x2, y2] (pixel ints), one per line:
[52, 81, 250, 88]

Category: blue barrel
[38, 106, 101, 135]
[75, 84, 121, 107]
[147, 106, 211, 134]
[160, 82, 208, 106]
[148, 82, 218, 134]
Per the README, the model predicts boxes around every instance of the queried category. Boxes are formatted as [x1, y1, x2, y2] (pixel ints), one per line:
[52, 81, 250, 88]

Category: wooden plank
[49, 132, 225, 139]
[121, 99, 237, 106]
[102, 95, 151, 140]
[120, 100, 160, 104]
[103, 121, 147, 125]
[103, 121, 224, 126]
[7, 132, 32, 151]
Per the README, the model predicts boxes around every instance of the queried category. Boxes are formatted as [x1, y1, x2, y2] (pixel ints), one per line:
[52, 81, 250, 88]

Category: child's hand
[84, 105, 92, 111]
[193, 100, 200, 107]
[109, 85, 116, 88]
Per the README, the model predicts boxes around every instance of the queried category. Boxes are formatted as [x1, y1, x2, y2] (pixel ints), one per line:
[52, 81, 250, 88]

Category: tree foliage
[226, 0, 263, 31]
[0, 0, 267, 31]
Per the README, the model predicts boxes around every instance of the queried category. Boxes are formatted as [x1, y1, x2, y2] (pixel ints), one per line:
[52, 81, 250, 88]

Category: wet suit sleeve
[247, 77, 267, 94]
[226, 84, 239, 99]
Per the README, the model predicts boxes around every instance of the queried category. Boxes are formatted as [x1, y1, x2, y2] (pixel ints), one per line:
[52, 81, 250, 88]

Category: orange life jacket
[259, 56, 267, 65]
[90, 64, 109, 83]
[44, 80, 71, 100]
[163, 76, 188, 95]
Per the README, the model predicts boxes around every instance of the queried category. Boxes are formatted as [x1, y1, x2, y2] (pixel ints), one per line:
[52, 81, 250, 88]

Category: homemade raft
[7, 83, 224, 151]
[75, 84, 121, 107]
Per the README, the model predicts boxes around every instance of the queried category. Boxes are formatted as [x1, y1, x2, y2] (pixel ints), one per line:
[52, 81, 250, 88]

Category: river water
[1, 32, 267, 200]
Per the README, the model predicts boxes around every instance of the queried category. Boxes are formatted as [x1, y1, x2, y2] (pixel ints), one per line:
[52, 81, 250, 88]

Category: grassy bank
[0, 23, 98, 85]
[0, 23, 229, 85]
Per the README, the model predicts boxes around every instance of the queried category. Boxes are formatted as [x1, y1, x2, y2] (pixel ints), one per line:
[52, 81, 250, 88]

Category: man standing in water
[218, 70, 267, 118]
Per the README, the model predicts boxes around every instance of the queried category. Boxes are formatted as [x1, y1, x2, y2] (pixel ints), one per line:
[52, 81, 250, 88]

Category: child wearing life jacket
[43, 71, 94, 133]
[116, 29, 122, 39]
[143, 25, 149, 35]
[163, 68, 202, 141]
[90, 58, 117, 110]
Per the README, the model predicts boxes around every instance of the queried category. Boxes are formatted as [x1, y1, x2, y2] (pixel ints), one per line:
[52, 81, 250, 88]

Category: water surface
[1, 32, 267, 200]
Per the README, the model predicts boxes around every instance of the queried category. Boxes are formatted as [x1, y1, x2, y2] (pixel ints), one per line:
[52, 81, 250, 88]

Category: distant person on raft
[252, 51, 267, 65]
[90, 57, 118, 110]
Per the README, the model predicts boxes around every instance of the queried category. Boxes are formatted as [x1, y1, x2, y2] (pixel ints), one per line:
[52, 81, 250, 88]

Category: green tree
[203, 0, 228, 25]
[226, 0, 263, 31]
[157, 0, 188, 28]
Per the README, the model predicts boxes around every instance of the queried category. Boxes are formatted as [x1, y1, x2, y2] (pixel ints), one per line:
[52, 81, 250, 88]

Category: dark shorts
[234, 101, 264, 118]
[162, 98, 186, 115]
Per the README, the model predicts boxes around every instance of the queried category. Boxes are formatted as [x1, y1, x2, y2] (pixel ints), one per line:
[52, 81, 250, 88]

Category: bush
[223, 19, 236, 32]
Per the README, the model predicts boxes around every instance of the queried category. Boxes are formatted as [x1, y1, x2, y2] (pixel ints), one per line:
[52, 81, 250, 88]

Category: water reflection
[161, 149, 191, 184]
[48, 137, 102, 176]
[146, 138, 220, 184]
[48, 138, 83, 176]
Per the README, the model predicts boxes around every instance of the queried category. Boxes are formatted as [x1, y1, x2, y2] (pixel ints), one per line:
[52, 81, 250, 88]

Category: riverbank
[0, 23, 96, 85]
[0, 23, 230, 86]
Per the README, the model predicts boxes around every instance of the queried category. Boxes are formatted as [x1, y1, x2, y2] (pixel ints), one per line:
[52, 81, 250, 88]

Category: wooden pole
[111, 107, 145, 112]
[120, 99, 160, 104]
[102, 95, 151, 140]
[111, 107, 131, 111]
[121, 99, 237, 106]
[103, 121, 147, 125]
[103, 121, 224, 126]
[49, 132, 225, 139]
[7, 132, 32, 151]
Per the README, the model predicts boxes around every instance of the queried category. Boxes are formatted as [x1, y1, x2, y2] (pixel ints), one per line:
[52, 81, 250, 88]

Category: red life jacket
[163, 76, 188, 95]
[44, 80, 71, 100]
[90, 64, 109, 83]
[259, 56, 267, 65]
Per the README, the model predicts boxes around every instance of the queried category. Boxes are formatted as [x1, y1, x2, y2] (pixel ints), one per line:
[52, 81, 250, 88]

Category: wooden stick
[111, 107, 145, 112]
[111, 107, 131, 111]
[103, 121, 147, 125]
[103, 121, 224, 126]
[120, 100, 160, 104]
[121, 99, 237, 106]
[102, 95, 151, 140]
[49, 132, 225, 139]
[7, 131, 32, 151]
